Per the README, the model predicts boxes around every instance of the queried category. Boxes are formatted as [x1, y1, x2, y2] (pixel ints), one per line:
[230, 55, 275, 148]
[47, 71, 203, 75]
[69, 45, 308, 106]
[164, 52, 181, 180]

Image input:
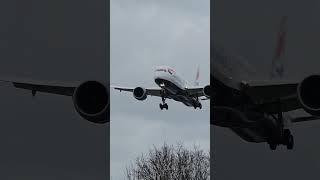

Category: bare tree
[125, 143, 210, 180]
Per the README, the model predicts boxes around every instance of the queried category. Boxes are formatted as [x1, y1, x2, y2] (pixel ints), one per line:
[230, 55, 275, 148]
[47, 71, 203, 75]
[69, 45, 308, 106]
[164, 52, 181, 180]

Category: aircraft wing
[186, 87, 207, 97]
[0, 77, 78, 96]
[112, 86, 162, 97]
[240, 80, 301, 113]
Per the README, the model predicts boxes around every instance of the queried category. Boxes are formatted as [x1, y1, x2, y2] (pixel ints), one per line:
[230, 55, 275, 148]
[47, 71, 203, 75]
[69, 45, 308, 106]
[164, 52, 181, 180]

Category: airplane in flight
[0, 78, 109, 124]
[212, 16, 320, 150]
[112, 65, 210, 110]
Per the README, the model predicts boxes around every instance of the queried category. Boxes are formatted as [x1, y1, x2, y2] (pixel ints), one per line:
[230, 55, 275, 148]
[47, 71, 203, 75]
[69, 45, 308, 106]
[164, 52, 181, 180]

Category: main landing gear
[160, 96, 168, 110]
[194, 103, 202, 109]
[268, 129, 294, 150]
[193, 96, 202, 109]
[268, 111, 294, 150]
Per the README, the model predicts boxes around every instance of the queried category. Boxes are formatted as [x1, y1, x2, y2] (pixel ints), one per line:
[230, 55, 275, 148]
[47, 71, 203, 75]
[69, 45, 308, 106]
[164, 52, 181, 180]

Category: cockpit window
[168, 68, 175, 75]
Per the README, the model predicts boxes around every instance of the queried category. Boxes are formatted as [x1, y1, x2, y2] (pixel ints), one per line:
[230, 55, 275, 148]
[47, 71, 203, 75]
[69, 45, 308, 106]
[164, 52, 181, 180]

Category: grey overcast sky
[212, 0, 320, 179]
[110, 0, 209, 179]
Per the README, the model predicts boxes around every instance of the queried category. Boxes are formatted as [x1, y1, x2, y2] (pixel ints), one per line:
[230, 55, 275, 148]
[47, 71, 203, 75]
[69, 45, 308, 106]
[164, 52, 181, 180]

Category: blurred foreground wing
[0, 77, 78, 96]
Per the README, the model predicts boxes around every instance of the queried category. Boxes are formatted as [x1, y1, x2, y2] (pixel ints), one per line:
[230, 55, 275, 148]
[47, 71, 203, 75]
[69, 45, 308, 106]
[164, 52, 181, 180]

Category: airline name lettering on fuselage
[156, 68, 167, 72]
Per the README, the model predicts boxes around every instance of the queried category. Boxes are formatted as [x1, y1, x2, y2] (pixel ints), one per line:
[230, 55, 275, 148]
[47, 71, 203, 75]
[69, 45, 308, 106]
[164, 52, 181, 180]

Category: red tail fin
[270, 16, 287, 79]
[194, 65, 200, 86]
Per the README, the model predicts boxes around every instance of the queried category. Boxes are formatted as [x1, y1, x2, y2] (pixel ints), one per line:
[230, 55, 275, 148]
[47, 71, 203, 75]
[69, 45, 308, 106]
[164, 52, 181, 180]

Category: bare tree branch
[125, 142, 210, 180]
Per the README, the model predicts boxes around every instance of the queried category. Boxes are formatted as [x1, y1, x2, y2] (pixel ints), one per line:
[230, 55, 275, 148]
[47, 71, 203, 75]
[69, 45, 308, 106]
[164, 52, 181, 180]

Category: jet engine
[297, 75, 320, 116]
[73, 81, 109, 124]
[133, 87, 147, 100]
[203, 85, 211, 98]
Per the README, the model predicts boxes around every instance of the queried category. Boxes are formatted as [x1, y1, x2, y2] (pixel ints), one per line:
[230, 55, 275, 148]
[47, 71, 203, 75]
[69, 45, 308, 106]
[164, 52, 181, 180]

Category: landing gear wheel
[160, 94, 168, 110]
[271, 104, 295, 150]
[283, 129, 294, 150]
[160, 103, 168, 110]
[286, 134, 294, 150]
[269, 142, 277, 150]
[163, 103, 168, 110]
[199, 104, 202, 109]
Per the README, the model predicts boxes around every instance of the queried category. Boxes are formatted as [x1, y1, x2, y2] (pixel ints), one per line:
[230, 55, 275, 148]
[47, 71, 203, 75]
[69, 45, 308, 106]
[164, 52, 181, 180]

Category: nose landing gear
[159, 95, 168, 110]
[159, 103, 168, 110]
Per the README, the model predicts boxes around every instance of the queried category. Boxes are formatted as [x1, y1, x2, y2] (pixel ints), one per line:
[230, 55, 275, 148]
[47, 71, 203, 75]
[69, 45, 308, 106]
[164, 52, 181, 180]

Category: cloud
[110, 0, 209, 179]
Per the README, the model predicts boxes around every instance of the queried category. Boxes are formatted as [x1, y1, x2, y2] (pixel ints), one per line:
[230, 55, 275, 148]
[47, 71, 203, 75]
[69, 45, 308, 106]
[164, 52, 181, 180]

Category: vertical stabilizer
[270, 16, 287, 79]
[194, 65, 200, 86]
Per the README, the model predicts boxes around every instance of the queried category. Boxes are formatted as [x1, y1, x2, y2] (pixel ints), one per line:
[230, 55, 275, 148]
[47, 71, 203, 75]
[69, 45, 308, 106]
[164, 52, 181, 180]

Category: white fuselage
[154, 66, 187, 91]
[153, 65, 199, 107]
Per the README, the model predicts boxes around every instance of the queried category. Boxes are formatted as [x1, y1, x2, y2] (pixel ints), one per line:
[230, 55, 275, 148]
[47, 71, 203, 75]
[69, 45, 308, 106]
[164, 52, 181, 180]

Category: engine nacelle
[297, 75, 320, 116]
[203, 85, 211, 98]
[133, 87, 147, 101]
[73, 81, 109, 124]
